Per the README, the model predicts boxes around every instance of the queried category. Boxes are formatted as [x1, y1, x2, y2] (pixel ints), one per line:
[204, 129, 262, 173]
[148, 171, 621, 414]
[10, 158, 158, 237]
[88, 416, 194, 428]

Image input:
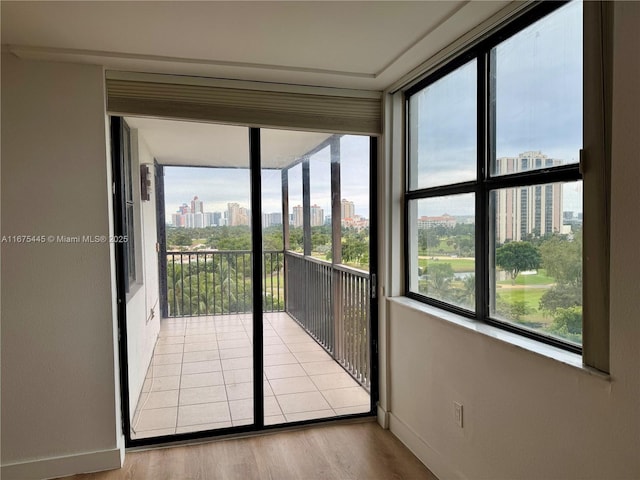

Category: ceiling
[3, 1, 513, 167]
[126, 116, 333, 168]
[2, 0, 511, 91]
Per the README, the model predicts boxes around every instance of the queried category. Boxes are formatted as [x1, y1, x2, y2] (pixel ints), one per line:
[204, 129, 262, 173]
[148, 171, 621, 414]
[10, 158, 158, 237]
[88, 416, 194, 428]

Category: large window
[406, 1, 586, 352]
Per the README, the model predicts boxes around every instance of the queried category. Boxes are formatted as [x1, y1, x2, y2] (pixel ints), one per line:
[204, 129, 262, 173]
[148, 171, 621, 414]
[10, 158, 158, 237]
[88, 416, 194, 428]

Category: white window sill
[388, 296, 610, 381]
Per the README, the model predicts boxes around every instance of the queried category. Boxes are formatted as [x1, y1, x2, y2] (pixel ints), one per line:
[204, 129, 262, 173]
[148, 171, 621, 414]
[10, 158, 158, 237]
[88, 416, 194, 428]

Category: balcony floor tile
[132, 312, 369, 440]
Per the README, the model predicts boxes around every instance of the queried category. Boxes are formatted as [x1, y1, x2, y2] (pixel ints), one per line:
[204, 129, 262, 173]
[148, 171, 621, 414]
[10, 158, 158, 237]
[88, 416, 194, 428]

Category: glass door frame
[112, 120, 379, 448]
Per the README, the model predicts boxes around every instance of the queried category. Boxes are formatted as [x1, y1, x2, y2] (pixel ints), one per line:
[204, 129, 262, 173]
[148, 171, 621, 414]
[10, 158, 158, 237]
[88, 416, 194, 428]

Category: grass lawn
[495, 286, 551, 326]
[419, 257, 475, 273]
[497, 269, 555, 286]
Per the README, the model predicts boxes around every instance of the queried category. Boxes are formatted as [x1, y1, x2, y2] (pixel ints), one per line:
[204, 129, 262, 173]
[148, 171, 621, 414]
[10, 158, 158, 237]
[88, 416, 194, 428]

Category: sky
[410, 0, 583, 217]
[163, 135, 370, 221]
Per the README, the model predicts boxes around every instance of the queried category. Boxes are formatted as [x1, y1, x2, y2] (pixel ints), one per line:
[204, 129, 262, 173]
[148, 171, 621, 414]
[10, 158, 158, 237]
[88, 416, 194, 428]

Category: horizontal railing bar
[166, 250, 284, 318]
[168, 249, 282, 254]
[333, 263, 369, 277]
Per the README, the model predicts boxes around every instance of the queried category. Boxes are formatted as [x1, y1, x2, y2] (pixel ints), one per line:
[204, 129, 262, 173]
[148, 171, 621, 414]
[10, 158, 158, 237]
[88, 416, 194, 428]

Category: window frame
[122, 121, 137, 290]
[403, 1, 593, 355]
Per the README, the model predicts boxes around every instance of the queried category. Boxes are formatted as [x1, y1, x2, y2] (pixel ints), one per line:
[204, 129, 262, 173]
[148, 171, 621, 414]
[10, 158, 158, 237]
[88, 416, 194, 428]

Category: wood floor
[64, 421, 438, 480]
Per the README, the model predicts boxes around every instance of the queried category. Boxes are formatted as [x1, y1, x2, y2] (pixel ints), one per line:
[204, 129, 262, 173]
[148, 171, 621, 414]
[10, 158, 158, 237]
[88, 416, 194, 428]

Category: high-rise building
[171, 213, 185, 227]
[310, 204, 324, 227]
[269, 212, 282, 226]
[262, 212, 282, 228]
[494, 151, 563, 244]
[227, 202, 250, 226]
[191, 196, 204, 214]
[292, 205, 303, 227]
[341, 199, 355, 222]
[207, 211, 222, 227]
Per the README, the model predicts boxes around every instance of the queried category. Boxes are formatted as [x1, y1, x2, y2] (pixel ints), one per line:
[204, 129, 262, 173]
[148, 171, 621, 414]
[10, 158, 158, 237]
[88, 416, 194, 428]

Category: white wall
[125, 131, 161, 423]
[1, 55, 123, 478]
[381, 4, 640, 479]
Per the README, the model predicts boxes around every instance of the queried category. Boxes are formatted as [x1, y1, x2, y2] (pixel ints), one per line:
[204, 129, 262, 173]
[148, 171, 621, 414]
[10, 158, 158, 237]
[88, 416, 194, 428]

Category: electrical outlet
[454, 402, 463, 428]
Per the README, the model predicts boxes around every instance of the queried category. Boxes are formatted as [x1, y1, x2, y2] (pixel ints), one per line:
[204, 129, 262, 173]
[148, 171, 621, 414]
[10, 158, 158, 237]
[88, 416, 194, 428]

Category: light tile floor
[131, 312, 370, 439]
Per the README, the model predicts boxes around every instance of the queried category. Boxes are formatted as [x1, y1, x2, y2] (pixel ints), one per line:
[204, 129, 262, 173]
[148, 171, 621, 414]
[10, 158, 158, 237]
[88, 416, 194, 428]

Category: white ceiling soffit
[2, 1, 511, 91]
[125, 116, 333, 169]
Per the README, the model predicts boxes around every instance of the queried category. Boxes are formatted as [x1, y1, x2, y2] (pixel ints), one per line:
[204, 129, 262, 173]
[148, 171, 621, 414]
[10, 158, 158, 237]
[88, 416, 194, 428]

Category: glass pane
[132, 121, 253, 439]
[340, 135, 370, 271]
[408, 194, 476, 310]
[261, 168, 284, 316]
[287, 163, 303, 252]
[409, 59, 477, 190]
[492, 1, 582, 174]
[261, 128, 371, 426]
[491, 180, 583, 345]
[309, 146, 331, 259]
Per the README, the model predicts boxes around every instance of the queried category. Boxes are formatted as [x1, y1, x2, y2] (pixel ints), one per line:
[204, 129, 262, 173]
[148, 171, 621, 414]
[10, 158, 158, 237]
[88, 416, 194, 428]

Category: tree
[454, 274, 475, 309]
[539, 284, 582, 315]
[289, 227, 303, 252]
[546, 306, 582, 343]
[342, 235, 367, 265]
[426, 262, 454, 299]
[495, 241, 541, 283]
[173, 231, 192, 247]
[418, 229, 441, 253]
[538, 230, 583, 319]
[539, 232, 582, 287]
[496, 297, 532, 322]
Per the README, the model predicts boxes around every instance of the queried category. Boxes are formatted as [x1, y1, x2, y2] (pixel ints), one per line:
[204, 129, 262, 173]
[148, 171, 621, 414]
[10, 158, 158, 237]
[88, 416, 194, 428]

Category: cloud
[411, 0, 583, 187]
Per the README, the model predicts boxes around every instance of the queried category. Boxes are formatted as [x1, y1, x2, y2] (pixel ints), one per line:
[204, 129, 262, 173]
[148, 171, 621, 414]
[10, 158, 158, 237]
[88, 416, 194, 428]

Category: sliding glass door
[113, 117, 377, 446]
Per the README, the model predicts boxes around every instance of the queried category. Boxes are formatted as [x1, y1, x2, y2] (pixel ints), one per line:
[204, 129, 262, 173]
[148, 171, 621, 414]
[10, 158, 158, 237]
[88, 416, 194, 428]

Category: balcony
[131, 250, 371, 438]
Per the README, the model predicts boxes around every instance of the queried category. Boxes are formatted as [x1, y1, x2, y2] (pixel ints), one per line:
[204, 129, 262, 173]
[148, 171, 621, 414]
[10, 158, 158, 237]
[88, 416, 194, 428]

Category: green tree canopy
[426, 262, 455, 299]
[495, 241, 541, 282]
[539, 232, 582, 287]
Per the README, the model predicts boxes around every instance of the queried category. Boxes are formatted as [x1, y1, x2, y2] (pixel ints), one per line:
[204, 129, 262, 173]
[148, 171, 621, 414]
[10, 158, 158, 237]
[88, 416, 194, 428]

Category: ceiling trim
[374, 0, 470, 78]
[6, 44, 376, 79]
[385, 0, 534, 94]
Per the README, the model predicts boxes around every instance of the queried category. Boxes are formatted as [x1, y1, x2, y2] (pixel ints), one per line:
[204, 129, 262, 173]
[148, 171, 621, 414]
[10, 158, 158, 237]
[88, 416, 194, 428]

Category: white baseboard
[1, 447, 124, 480]
[389, 413, 465, 480]
[377, 403, 390, 429]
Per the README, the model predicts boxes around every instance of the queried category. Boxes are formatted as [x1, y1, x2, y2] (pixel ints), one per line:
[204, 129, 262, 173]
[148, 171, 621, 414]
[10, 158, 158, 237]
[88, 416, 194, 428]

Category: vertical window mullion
[476, 53, 488, 320]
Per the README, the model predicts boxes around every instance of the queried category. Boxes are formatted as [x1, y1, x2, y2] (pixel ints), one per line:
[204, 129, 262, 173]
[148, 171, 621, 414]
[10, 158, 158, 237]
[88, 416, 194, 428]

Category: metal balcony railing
[285, 252, 371, 390]
[166, 250, 284, 317]
[164, 249, 371, 391]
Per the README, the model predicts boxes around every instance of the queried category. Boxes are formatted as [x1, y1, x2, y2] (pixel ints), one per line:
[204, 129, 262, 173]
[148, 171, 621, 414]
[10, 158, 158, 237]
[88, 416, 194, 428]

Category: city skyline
[162, 135, 371, 222]
[168, 195, 366, 228]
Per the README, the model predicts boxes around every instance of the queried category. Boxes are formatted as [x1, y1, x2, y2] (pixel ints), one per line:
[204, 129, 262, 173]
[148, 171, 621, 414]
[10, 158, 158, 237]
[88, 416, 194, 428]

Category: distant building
[205, 211, 222, 227]
[310, 204, 324, 227]
[191, 196, 204, 214]
[194, 212, 204, 228]
[342, 214, 369, 231]
[292, 205, 304, 227]
[228, 202, 250, 226]
[171, 213, 185, 227]
[341, 199, 355, 223]
[417, 214, 457, 230]
[263, 212, 282, 228]
[494, 151, 563, 243]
